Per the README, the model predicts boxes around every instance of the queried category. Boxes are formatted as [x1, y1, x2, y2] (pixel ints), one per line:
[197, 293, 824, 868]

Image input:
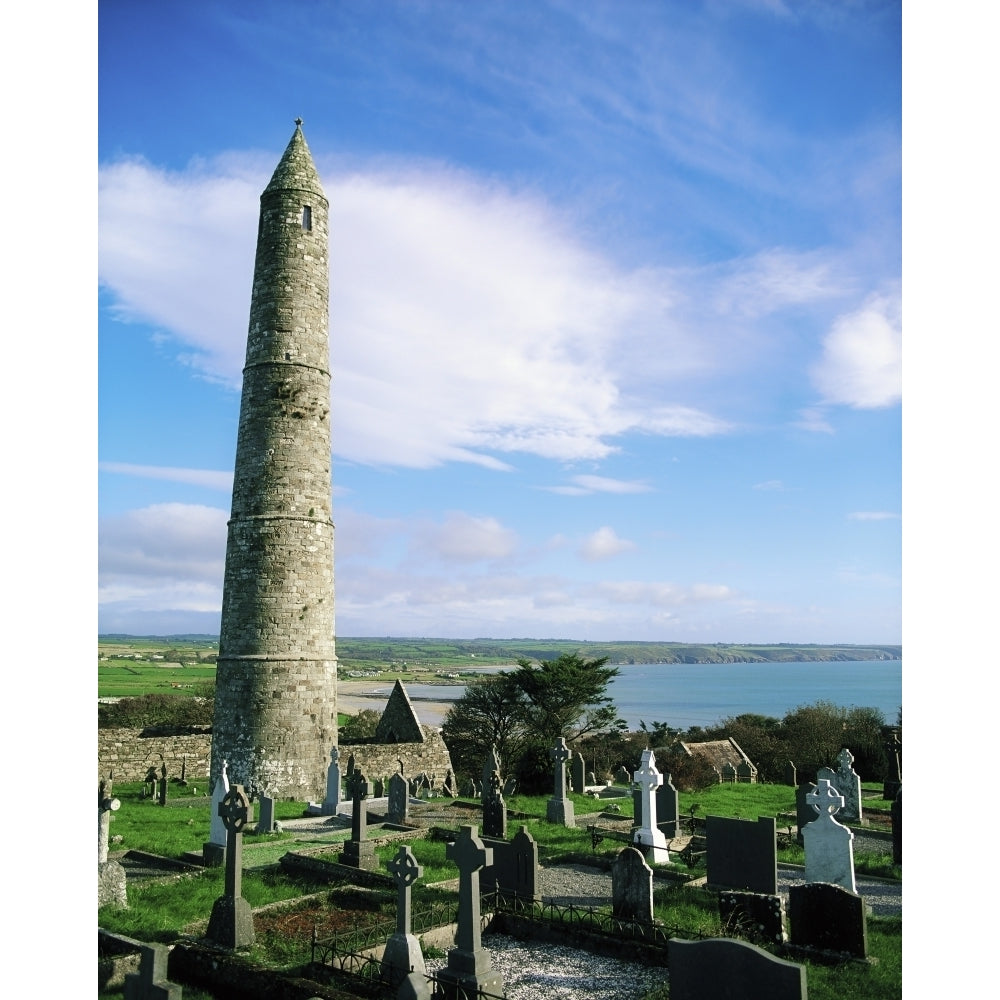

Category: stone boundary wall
[98, 725, 454, 790]
[97, 728, 213, 784]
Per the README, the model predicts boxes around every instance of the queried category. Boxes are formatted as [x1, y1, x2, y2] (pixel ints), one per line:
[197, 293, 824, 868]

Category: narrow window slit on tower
[302, 205, 312, 231]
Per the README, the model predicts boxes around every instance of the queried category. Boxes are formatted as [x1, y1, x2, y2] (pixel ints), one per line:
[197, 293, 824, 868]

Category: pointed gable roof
[374, 680, 426, 744]
[263, 119, 325, 197]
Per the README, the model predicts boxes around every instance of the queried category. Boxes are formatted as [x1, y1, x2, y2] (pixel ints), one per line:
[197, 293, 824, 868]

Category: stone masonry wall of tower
[211, 123, 337, 801]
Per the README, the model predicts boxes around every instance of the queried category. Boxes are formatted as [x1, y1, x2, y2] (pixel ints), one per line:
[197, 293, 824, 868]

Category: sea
[368, 659, 903, 730]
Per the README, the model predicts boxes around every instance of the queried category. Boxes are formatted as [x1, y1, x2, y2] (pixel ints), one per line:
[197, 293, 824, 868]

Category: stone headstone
[789, 881, 868, 958]
[157, 765, 168, 806]
[795, 781, 817, 846]
[438, 825, 503, 999]
[481, 825, 539, 903]
[891, 786, 901, 864]
[783, 761, 797, 787]
[668, 937, 806, 1000]
[381, 845, 426, 988]
[502, 776, 518, 797]
[396, 971, 432, 1000]
[545, 737, 575, 827]
[881, 725, 901, 801]
[612, 846, 655, 924]
[632, 748, 670, 863]
[818, 748, 862, 824]
[340, 769, 377, 870]
[204, 760, 231, 866]
[570, 751, 586, 794]
[614, 765, 631, 785]
[705, 815, 777, 895]
[143, 766, 157, 799]
[803, 778, 856, 892]
[657, 774, 679, 838]
[482, 745, 502, 800]
[372, 777, 385, 798]
[206, 785, 255, 949]
[98, 776, 127, 909]
[718, 891, 786, 946]
[123, 942, 183, 1000]
[255, 795, 275, 834]
[586, 770, 597, 785]
[387, 772, 410, 825]
[482, 770, 507, 839]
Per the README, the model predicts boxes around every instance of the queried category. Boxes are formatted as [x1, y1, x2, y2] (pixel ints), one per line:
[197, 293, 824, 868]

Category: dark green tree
[440, 672, 530, 779]
[512, 652, 621, 741]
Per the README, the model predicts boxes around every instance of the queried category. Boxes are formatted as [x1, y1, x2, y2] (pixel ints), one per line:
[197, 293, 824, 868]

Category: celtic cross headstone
[803, 778, 856, 893]
[98, 774, 127, 909]
[545, 737, 575, 826]
[381, 844, 426, 986]
[339, 768, 376, 869]
[206, 784, 255, 948]
[633, 748, 670, 863]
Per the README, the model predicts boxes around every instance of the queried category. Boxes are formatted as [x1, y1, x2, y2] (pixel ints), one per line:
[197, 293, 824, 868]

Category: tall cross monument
[211, 120, 337, 801]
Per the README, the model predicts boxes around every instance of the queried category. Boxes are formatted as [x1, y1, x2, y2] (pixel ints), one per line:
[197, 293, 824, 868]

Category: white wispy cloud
[810, 292, 902, 408]
[410, 512, 520, 564]
[848, 511, 900, 521]
[753, 480, 785, 491]
[578, 526, 636, 561]
[543, 474, 653, 496]
[793, 408, 834, 434]
[100, 462, 233, 491]
[99, 154, 869, 473]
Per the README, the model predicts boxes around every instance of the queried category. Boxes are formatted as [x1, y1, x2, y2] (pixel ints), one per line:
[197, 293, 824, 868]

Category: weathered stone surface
[668, 937, 806, 1000]
[718, 891, 786, 946]
[612, 846, 655, 924]
[705, 815, 777, 895]
[803, 779, 856, 892]
[789, 880, 868, 958]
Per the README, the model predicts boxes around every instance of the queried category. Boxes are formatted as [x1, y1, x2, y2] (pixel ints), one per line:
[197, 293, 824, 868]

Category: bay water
[367, 659, 902, 730]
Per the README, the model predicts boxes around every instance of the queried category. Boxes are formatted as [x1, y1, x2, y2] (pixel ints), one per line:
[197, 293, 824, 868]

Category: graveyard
[99, 760, 901, 1000]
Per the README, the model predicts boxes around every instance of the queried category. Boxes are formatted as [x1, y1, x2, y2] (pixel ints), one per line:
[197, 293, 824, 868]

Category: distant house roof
[676, 737, 756, 776]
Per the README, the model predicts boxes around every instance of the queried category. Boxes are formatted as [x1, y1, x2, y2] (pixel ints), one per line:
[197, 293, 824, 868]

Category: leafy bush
[98, 694, 213, 729]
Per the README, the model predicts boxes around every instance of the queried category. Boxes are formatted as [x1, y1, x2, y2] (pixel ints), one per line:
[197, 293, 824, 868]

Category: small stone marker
[438, 825, 503, 999]
[570, 751, 586, 794]
[612, 846, 655, 924]
[482, 744, 502, 800]
[632, 748, 670, 864]
[795, 780, 817, 846]
[818, 748, 863, 824]
[803, 778, 856, 892]
[206, 785, 255, 949]
[339, 768, 377, 869]
[381, 845, 426, 987]
[718, 891, 786, 946]
[891, 785, 901, 864]
[321, 745, 342, 815]
[387, 771, 410, 825]
[157, 764, 168, 806]
[255, 795, 275, 834]
[481, 825, 540, 903]
[545, 737, 575, 827]
[123, 942, 183, 1000]
[657, 773, 679, 838]
[668, 937, 807, 1000]
[143, 766, 157, 799]
[482, 769, 507, 839]
[203, 760, 230, 867]
[783, 761, 797, 787]
[789, 881, 868, 959]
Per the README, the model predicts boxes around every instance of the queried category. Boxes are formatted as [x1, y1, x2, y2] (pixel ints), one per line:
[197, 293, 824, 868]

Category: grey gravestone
[795, 781, 817, 846]
[882, 725, 901, 801]
[381, 845, 426, 987]
[614, 765, 631, 785]
[633, 748, 670, 863]
[339, 769, 377, 870]
[482, 770, 507, 839]
[157, 765, 168, 806]
[255, 795, 275, 834]
[482, 745, 502, 800]
[206, 785, 255, 949]
[437, 825, 503, 999]
[203, 760, 230, 867]
[143, 766, 157, 799]
[397, 971, 431, 1000]
[668, 938, 806, 1000]
[803, 778, 856, 892]
[891, 786, 901, 864]
[718, 891, 786, 946]
[657, 774, 679, 838]
[818, 748, 862, 823]
[502, 776, 517, 797]
[123, 942, 183, 1000]
[586, 770, 597, 785]
[705, 815, 777, 895]
[789, 881, 868, 958]
[570, 751, 586, 794]
[545, 737, 575, 827]
[373, 777, 385, 798]
[612, 846, 655, 924]
[98, 776, 127, 909]
[783, 761, 797, 787]
[387, 772, 410, 825]
[481, 825, 539, 903]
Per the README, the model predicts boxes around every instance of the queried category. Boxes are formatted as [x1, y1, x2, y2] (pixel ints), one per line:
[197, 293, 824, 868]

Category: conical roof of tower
[263, 119, 325, 196]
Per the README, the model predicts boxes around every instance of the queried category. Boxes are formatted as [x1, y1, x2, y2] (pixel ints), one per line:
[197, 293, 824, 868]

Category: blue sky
[97, 0, 903, 643]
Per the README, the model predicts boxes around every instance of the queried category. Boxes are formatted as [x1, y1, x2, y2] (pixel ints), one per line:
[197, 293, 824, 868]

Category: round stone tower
[211, 121, 337, 800]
